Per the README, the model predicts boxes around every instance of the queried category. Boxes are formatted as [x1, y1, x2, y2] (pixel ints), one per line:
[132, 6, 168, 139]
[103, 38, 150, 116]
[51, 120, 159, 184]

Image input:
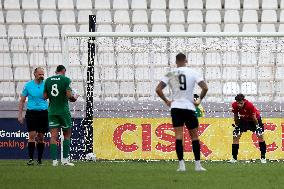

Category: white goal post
[62, 32, 284, 103]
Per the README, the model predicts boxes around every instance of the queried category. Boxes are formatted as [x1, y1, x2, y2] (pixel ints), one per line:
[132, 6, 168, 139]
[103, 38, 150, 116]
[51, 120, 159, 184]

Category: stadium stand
[0, 0, 284, 102]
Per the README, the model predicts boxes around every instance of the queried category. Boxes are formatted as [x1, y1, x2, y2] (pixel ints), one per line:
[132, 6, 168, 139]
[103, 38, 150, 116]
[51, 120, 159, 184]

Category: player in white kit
[156, 53, 208, 172]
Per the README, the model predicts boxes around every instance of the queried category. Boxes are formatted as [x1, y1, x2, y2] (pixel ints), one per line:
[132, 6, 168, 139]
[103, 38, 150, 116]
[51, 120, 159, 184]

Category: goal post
[62, 32, 284, 160]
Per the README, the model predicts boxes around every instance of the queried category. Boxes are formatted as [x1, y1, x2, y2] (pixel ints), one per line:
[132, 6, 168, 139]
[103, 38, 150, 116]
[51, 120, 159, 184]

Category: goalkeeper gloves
[255, 124, 263, 136]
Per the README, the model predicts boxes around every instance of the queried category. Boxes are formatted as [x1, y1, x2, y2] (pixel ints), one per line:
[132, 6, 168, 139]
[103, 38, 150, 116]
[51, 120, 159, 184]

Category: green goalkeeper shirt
[44, 74, 71, 115]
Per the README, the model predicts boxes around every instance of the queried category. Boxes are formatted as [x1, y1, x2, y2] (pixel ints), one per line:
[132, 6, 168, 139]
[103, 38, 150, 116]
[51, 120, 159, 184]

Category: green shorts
[48, 113, 72, 130]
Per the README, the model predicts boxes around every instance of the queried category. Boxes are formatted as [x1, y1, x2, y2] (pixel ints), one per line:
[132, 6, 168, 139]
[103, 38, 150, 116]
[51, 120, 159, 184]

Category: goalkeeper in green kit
[44, 65, 78, 166]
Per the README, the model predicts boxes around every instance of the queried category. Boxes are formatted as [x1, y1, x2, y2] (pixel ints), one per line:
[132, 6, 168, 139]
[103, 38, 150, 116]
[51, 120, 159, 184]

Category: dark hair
[235, 93, 245, 102]
[176, 53, 186, 62]
[56, 65, 66, 72]
[194, 94, 199, 99]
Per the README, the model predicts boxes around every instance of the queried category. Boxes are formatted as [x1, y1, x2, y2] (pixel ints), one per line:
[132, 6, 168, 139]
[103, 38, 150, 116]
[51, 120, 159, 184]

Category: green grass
[1, 160, 284, 189]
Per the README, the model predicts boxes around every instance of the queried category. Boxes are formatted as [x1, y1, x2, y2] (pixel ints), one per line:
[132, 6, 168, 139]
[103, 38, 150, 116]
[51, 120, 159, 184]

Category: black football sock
[232, 144, 239, 160]
[192, 140, 201, 161]
[37, 142, 45, 162]
[259, 141, 266, 159]
[176, 139, 183, 161]
[28, 142, 36, 160]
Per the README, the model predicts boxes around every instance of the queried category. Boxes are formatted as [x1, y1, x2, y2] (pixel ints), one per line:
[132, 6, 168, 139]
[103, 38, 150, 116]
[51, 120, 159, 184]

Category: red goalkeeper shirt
[232, 99, 260, 121]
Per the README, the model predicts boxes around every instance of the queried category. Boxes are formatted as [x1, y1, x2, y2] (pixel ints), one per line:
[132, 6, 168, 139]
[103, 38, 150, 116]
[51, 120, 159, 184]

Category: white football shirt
[161, 67, 203, 111]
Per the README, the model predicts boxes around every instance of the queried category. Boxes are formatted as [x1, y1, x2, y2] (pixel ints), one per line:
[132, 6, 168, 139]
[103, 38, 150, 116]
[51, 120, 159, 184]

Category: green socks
[50, 144, 57, 160]
[63, 139, 70, 158]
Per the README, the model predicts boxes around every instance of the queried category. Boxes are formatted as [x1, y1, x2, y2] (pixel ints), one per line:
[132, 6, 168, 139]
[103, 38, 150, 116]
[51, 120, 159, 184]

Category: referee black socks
[259, 141, 266, 159]
[232, 144, 239, 160]
[192, 140, 201, 161]
[37, 142, 45, 162]
[175, 139, 183, 161]
[28, 142, 35, 160]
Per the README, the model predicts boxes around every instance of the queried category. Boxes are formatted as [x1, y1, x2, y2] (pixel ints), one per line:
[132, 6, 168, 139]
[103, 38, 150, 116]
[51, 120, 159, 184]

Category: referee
[18, 67, 48, 165]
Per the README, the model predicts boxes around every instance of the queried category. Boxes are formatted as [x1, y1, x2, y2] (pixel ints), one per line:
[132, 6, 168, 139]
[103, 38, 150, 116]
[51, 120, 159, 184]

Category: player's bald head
[176, 53, 187, 67]
[33, 67, 44, 81]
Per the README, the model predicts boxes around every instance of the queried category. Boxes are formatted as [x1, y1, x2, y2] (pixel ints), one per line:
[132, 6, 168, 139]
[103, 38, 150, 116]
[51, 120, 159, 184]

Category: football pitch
[1, 160, 283, 189]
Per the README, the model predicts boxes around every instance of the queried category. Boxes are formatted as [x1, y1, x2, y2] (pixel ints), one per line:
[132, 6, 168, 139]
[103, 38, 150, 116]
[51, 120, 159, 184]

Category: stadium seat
[14, 67, 31, 81]
[0, 25, 6, 37]
[134, 53, 149, 65]
[42, 10, 58, 24]
[242, 24, 258, 32]
[132, 10, 148, 24]
[259, 82, 274, 100]
[61, 24, 77, 34]
[114, 10, 130, 24]
[0, 11, 4, 23]
[60, 10, 76, 24]
[0, 67, 13, 81]
[6, 11, 22, 24]
[187, 24, 203, 32]
[96, 11, 112, 24]
[224, 24, 239, 32]
[205, 53, 221, 65]
[205, 24, 221, 32]
[187, 11, 203, 24]
[47, 53, 62, 66]
[12, 53, 29, 66]
[118, 67, 134, 80]
[135, 67, 150, 80]
[96, 24, 112, 32]
[0, 39, 9, 52]
[224, 0, 240, 10]
[43, 25, 59, 37]
[4, 0, 20, 10]
[58, 0, 74, 10]
[94, 0, 110, 9]
[76, 0, 92, 10]
[223, 82, 240, 95]
[16, 82, 26, 96]
[22, 0, 39, 10]
[206, 81, 222, 96]
[187, 53, 204, 66]
[223, 52, 239, 65]
[261, 10, 277, 23]
[29, 53, 46, 66]
[26, 25, 44, 51]
[133, 24, 149, 32]
[206, 0, 222, 10]
[151, 10, 167, 24]
[205, 67, 222, 80]
[240, 67, 256, 80]
[40, 0, 56, 10]
[131, 0, 147, 9]
[241, 82, 257, 95]
[260, 24, 276, 32]
[241, 52, 257, 65]
[0, 82, 16, 98]
[258, 66, 273, 80]
[223, 67, 238, 80]
[281, 0, 284, 9]
[243, 0, 259, 9]
[262, 0, 278, 10]
[115, 24, 130, 32]
[205, 10, 221, 24]
[113, 0, 129, 9]
[68, 67, 84, 81]
[242, 10, 258, 24]
[169, 24, 185, 32]
[224, 10, 240, 24]
[169, 0, 185, 9]
[150, 0, 166, 9]
[0, 53, 11, 66]
[24, 11, 40, 24]
[169, 10, 185, 24]
[78, 10, 93, 24]
[188, 0, 203, 10]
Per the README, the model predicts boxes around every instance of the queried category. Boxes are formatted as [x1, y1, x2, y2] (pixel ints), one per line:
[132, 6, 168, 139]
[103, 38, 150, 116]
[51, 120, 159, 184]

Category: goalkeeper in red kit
[229, 94, 267, 164]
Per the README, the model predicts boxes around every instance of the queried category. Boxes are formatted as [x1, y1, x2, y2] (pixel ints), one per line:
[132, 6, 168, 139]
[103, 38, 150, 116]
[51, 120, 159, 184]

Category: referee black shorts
[171, 108, 199, 130]
[25, 109, 48, 134]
